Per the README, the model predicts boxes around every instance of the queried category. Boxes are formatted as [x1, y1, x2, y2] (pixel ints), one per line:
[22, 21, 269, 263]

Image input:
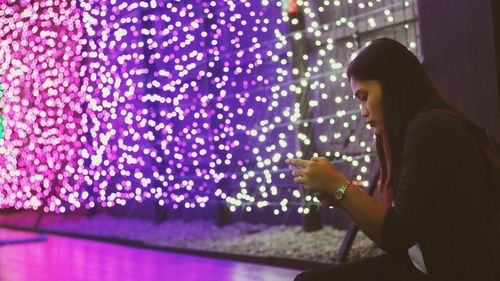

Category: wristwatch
[334, 181, 352, 201]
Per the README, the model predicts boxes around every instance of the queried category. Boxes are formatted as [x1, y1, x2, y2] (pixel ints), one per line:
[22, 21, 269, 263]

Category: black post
[203, 0, 232, 227]
[141, 9, 168, 224]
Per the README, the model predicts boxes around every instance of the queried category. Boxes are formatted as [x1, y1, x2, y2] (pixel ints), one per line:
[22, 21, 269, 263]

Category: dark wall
[418, 0, 500, 138]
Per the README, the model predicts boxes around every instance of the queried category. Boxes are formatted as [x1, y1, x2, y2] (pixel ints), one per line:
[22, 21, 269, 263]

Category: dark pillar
[203, 1, 232, 227]
[140, 9, 168, 224]
[418, 0, 500, 138]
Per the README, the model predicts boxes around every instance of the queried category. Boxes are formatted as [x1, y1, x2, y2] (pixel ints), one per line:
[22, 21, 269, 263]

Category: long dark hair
[347, 38, 474, 202]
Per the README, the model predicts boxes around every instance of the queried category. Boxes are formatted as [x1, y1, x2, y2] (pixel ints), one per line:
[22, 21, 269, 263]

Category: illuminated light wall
[0, 0, 85, 212]
[76, 0, 292, 212]
[0, 0, 419, 216]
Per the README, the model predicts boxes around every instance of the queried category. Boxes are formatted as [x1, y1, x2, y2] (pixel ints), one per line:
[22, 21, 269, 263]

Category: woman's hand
[285, 157, 348, 196]
[287, 157, 388, 247]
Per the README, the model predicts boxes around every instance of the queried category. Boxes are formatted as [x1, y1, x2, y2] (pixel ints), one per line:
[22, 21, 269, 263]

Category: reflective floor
[0, 228, 300, 281]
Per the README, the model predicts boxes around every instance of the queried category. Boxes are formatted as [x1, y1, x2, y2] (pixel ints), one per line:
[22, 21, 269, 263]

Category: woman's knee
[293, 267, 335, 281]
[293, 272, 307, 281]
[294, 271, 319, 281]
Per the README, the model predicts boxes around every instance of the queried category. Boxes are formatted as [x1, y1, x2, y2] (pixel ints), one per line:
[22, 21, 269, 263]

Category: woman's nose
[360, 104, 369, 118]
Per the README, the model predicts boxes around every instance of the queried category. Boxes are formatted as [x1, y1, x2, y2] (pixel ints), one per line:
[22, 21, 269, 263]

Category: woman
[286, 38, 499, 281]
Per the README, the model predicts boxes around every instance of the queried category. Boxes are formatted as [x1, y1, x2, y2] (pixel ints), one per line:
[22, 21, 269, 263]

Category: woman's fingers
[285, 158, 310, 168]
[287, 158, 343, 195]
[293, 176, 306, 185]
[292, 168, 305, 176]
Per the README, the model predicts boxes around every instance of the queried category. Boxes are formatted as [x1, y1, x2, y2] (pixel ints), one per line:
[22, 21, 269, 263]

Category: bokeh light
[0, 0, 419, 215]
[0, 0, 85, 213]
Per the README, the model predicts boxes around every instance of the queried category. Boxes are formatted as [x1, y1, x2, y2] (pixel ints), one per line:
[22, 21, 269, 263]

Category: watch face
[335, 185, 346, 200]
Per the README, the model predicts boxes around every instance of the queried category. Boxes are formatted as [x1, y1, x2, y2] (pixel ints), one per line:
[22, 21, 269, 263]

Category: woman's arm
[337, 183, 388, 246]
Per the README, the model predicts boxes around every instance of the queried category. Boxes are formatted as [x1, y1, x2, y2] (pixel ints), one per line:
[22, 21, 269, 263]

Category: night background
[0, 0, 498, 280]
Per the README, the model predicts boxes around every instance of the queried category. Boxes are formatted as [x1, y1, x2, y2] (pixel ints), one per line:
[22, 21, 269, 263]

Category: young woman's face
[350, 77, 385, 135]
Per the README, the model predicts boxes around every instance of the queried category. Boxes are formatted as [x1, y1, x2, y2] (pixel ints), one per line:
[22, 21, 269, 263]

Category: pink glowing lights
[0, 0, 85, 212]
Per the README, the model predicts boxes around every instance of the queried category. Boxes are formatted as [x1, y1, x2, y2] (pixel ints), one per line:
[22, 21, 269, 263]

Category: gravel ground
[0, 212, 384, 264]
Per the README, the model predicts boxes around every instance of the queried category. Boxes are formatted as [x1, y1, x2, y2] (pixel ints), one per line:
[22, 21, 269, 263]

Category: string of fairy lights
[0, 0, 419, 215]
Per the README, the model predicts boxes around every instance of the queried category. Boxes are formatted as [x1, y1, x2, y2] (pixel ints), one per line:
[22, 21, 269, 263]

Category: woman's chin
[373, 128, 383, 135]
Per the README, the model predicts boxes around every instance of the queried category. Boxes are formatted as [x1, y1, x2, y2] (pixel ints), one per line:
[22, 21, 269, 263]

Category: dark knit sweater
[380, 111, 497, 281]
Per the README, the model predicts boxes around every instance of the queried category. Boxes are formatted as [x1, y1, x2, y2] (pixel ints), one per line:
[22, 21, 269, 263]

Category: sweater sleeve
[380, 112, 465, 252]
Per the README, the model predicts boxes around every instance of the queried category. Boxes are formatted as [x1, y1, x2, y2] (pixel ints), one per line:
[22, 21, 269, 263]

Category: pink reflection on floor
[0, 228, 300, 281]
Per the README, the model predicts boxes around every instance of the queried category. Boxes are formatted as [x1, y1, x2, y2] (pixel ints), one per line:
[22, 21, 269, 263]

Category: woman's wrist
[336, 180, 360, 211]
[327, 177, 349, 196]
[331, 179, 353, 201]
